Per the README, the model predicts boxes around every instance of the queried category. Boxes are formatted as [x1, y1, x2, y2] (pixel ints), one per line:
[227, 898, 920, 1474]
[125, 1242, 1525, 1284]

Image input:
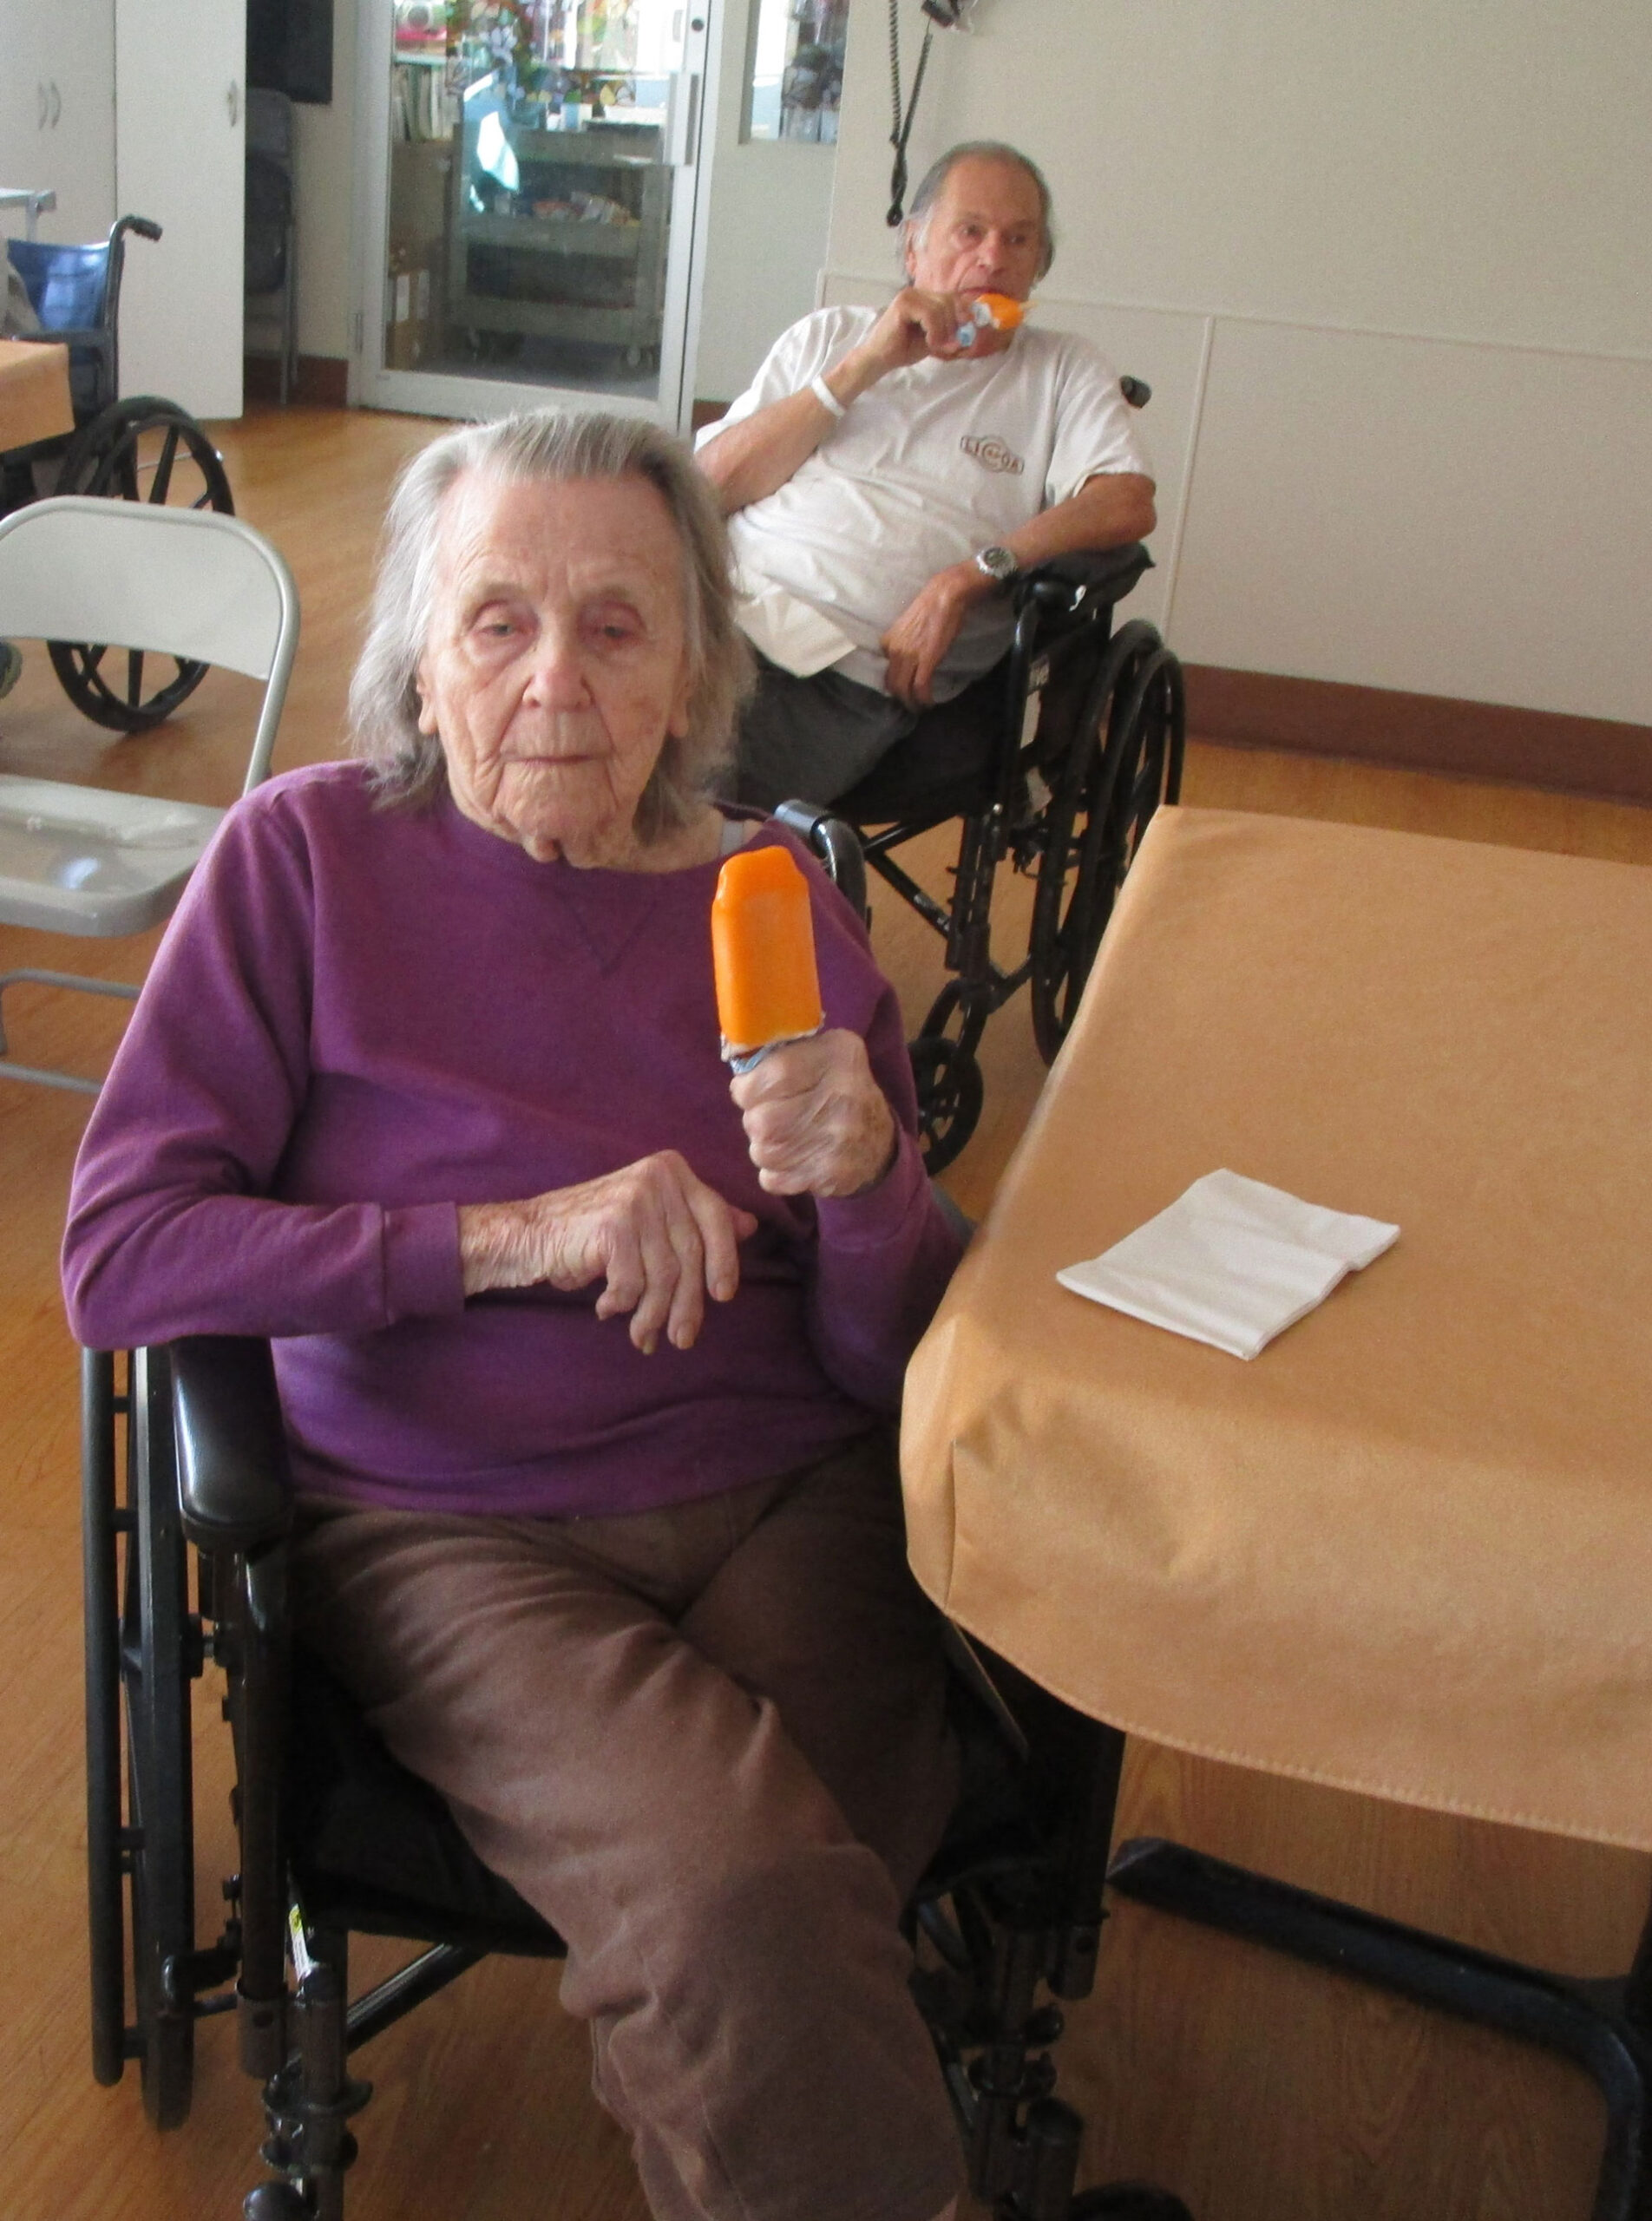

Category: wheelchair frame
[832, 545, 1185, 1172]
[2, 213, 236, 731]
[82, 1334, 1190, 2221]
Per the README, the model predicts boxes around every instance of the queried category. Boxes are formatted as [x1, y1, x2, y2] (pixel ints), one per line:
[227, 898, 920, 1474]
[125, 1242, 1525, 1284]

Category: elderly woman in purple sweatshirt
[62, 411, 966, 2221]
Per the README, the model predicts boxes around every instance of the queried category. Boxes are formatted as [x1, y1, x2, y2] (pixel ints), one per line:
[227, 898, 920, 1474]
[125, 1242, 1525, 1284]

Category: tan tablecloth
[903, 808, 1652, 1851]
[0, 337, 73, 449]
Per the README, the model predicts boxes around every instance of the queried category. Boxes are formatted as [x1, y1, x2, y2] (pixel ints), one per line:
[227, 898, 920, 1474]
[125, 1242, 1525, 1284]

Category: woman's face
[416, 469, 693, 868]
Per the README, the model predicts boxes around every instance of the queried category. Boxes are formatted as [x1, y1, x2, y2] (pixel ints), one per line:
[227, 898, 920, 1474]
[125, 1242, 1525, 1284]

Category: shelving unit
[446, 117, 670, 363]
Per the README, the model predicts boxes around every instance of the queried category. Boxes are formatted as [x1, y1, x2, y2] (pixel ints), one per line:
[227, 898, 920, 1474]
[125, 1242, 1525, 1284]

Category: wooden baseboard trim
[243, 354, 350, 408]
[1183, 665, 1652, 808]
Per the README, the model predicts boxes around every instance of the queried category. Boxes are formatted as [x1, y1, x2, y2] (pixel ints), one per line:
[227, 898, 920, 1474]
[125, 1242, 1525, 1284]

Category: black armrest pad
[171, 1334, 294, 1550]
[1017, 543, 1153, 609]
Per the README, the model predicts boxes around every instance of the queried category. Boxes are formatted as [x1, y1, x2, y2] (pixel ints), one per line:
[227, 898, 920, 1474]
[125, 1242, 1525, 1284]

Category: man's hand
[881, 471, 1158, 708]
[730, 1032, 898, 1199]
[457, 1154, 758, 1355]
[848, 287, 1010, 381]
[695, 289, 1011, 515]
[880, 561, 993, 710]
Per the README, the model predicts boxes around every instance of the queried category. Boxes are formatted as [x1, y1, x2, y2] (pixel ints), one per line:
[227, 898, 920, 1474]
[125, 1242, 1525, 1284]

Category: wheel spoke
[148, 426, 180, 504]
[88, 426, 141, 498]
[127, 651, 146, 709]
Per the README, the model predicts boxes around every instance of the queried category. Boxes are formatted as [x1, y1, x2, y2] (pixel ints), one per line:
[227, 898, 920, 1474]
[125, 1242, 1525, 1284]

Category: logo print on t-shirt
[961, 434, 1025, 475]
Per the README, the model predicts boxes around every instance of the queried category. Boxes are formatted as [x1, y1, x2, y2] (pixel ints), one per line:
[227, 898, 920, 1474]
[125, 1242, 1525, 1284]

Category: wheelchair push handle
[115, 214, 162, 245]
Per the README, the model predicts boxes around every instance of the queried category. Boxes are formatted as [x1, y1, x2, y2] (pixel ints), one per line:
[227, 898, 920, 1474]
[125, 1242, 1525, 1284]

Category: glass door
[354, 0, 712, 426]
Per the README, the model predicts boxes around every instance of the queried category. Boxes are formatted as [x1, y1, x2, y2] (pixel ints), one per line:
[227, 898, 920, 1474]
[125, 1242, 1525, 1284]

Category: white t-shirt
[698, 305, 1151, 698]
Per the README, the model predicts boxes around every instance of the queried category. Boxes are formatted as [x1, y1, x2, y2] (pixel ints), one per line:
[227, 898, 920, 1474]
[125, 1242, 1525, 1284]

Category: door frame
[347, 0, 718, 432]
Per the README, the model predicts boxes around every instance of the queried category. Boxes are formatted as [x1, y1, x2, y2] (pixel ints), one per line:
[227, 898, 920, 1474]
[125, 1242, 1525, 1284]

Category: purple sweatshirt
[62, 762, 961, 1517]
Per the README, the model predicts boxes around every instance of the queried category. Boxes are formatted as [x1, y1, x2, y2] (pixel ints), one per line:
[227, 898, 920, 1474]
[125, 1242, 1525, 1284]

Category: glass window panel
[744, 0, 849, 145]
[384, 0, 685, 399]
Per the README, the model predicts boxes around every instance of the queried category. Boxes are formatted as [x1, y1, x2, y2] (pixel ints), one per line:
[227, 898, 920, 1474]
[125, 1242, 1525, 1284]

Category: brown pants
[289, 1431, 964, 2221]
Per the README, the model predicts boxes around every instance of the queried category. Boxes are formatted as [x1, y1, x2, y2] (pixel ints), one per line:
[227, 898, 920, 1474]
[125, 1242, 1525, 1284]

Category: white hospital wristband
[808, 374, 847, 421]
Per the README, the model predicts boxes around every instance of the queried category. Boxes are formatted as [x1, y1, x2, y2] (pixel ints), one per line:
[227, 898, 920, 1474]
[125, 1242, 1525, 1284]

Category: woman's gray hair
[904, 141, 1056, 282]
[348, 409, 754, 840]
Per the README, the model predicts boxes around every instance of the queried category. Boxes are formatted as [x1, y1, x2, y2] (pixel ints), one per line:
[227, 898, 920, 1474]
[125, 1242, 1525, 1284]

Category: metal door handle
[669, 71, 700, 167]
[227, 80, 239, 127]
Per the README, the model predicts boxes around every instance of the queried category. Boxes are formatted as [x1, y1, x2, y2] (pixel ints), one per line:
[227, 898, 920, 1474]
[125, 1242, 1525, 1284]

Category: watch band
[809, 374, 847, 422]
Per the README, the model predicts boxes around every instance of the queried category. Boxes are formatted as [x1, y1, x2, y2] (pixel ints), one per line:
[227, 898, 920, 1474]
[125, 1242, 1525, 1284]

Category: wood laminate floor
[3, 403, 1649, 2221]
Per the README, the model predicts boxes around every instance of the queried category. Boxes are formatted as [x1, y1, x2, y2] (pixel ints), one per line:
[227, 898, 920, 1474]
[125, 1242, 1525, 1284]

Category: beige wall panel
[292, 27, 357, 363]
[829, 0, 1651, 357]
[1170, 318, 1652, 723]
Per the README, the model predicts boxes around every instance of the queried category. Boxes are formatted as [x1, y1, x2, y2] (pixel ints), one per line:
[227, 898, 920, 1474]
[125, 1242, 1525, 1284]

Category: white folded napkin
[1057, 1169, 1400, 1359]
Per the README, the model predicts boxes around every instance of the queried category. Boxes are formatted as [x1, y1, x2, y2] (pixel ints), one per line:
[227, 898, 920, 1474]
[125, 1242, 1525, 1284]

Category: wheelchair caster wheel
[244, 2184, 314, 2219]
[1069, 2186, 1195, 2221]
[909, 1032, 984, 1175]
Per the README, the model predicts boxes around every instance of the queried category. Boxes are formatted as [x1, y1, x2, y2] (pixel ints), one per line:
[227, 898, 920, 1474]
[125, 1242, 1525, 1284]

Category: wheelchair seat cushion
[4, 238, 109, 333]
[835, 666, 1006, 827]
[285, 1645, 565, 1954]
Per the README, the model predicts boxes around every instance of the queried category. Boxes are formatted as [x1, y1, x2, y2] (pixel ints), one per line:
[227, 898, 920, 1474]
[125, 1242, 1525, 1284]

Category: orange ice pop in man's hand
[955, 292, 1027, 348]
[712, 846, 824, 1071]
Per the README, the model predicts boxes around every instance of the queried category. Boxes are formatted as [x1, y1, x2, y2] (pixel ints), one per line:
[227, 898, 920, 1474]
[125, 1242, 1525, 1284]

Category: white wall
[823, 0, 1652, 725]
[690, 0, 837, 403]
[291, 20, 357, 361]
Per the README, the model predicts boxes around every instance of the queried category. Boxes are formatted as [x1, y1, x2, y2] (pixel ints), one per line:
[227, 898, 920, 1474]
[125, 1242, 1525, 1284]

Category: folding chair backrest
[0, 498, 299, 791]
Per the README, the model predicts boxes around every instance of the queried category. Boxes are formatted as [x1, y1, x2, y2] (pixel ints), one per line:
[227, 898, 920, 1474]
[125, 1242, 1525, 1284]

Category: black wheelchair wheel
[1029, 627, 1183, 1066]
[910, 984, 987, 1175]
[121, 1346, 199, 2130]
[48, 396, 235, 733]
[83, 1350, 128, 2089]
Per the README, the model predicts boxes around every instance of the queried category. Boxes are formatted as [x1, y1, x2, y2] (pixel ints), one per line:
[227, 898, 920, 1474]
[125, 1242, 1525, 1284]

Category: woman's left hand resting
[457, 1154, 759, 1355]
[730, 1031, 899, 1199]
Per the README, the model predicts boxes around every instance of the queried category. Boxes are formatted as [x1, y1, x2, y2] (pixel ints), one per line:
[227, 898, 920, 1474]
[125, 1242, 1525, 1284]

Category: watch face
[976, 545, 1018, 582]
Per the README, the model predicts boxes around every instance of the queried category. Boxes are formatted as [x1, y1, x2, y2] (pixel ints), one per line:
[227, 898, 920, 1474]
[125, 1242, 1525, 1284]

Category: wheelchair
[2, 213, 234, 730]
[823, 455, 1184, 1173]
[83, 1336, 1194, 2221]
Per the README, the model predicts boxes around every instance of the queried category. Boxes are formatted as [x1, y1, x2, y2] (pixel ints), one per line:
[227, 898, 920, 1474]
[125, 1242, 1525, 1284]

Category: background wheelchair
[83, 1334, 1194, 2221]
[827, 402, 1185, 1173]
[2, 213, 234, 731]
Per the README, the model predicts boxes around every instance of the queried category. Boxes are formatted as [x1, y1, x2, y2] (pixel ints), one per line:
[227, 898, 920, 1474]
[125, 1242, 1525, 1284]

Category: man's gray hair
[905, 141, 1056, 282]
[348, 409, 753, 839]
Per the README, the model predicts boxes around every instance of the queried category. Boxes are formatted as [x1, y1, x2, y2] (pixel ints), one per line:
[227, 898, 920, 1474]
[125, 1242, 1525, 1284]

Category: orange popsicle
[956, 292, 1027, 346]
[712, 846, 823, 1065]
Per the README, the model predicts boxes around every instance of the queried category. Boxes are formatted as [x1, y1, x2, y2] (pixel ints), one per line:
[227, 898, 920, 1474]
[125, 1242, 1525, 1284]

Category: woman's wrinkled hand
[457, 1153, 758, 1354]
[730, 1031, 899, 1199]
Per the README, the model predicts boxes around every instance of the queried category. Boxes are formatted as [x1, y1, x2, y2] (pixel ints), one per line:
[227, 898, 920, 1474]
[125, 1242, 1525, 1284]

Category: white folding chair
[0, 495, 299, 1091]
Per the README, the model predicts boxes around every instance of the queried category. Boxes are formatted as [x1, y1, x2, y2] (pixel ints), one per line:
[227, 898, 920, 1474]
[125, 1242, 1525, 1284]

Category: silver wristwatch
[973, 544, 1020, 586]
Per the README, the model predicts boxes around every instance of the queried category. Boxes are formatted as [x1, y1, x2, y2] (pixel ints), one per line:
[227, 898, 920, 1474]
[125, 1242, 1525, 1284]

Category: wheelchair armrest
[1015, 543, 1154, 617]
[770, 799, 869, 924]
[170, 1334, 294, 1551]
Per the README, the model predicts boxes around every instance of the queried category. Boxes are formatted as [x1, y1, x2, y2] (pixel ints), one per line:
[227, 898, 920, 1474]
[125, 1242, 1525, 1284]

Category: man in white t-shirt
[696, 141, 1156, 807]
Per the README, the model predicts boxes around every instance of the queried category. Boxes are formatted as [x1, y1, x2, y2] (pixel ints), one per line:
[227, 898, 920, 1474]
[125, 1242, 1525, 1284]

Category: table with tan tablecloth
[903, 807, 1652, 1852]
[0, 336, 73, 449]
